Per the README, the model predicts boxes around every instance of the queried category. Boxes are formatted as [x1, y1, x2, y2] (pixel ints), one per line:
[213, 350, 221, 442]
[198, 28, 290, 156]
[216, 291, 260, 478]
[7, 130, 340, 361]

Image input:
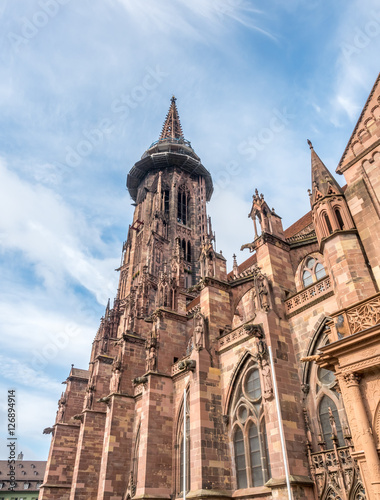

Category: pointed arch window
[303, 325, 346, 451]
[234, 427, 247, 489]
[230, 361, 271, 490]
[324, 213, 333, 235]
[177, 391, 190, 495]
[163, 190, 170, 215]
[248, 423, 263, 486]
[178, 186, 190, 225]
[335, 208, 345, 230]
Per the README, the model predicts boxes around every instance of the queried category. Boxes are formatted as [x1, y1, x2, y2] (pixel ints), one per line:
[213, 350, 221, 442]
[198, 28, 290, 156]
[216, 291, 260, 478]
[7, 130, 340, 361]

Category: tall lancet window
[130, 425, 140, 497]
[177, 390, 190, 495]
[178, 185, 190, 225]
[163, 190, 170, 215]
[229, 359, 271, 490]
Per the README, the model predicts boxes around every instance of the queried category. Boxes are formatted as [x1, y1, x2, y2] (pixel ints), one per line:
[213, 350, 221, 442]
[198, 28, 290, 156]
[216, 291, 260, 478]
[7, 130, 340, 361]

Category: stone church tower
[40, 74, 380, 500]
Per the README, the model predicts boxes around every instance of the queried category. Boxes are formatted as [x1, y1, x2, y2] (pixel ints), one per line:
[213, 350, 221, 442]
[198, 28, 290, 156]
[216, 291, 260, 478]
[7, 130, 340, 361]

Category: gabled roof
[0, 460, 46, 482]
[337, 72, 380, 174]
[284, 211, 313, 239]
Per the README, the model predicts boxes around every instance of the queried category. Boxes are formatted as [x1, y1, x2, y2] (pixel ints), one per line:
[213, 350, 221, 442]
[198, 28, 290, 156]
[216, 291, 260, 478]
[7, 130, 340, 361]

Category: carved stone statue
[328, 407, 338, 439]
[56, 400, 65, 423]
[193, 310, 206, 350]
[101, 333, 109, 354]
[207, 258, 214, 277]
[261, 357, 273, 400]
[146, 345, 156, 371]
[258, 275, 270, 311]
[110, 366, 122, 394]
[145, 335, 158, 372]
[83, 387, 94, 410]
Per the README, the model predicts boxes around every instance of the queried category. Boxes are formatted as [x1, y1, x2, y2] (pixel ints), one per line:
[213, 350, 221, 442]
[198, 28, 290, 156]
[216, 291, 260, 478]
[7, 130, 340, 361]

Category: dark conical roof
[308, 140, 342, 206]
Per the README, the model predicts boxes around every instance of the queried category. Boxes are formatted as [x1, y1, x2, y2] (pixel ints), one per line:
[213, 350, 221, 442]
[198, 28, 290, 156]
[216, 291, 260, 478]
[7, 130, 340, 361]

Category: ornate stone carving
[343, 372, 361, 387]
[178, 359, 196, 372]
[346, 295, 380, 335]
[310, 446, 365, 500]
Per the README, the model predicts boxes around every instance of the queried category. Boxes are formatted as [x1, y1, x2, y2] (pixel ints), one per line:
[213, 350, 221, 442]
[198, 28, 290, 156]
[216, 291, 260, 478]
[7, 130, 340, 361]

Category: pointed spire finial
[159, 96, 184, 141]
[310, 142, 343, 207]
[307, 139, 313, 150]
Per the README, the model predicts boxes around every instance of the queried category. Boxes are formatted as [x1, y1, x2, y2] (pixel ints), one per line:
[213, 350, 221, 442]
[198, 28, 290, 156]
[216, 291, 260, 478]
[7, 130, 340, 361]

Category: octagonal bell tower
[117, 97, 215, 331]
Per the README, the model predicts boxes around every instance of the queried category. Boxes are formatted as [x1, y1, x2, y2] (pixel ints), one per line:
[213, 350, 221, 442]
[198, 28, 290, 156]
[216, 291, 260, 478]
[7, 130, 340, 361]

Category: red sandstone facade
[40, 76, 380, 500]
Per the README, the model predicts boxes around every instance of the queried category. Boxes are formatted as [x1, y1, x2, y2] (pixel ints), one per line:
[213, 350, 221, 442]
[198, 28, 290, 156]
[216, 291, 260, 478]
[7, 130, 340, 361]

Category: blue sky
[0, 0, 379, 460]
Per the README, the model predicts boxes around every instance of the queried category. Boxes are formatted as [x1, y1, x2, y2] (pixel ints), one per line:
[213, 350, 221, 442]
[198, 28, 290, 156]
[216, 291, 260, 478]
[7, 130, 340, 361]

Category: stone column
[343, 372, 380, 499]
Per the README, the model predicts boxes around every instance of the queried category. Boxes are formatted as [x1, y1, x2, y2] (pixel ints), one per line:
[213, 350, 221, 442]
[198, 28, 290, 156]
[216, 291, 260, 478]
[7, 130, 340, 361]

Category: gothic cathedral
[40, 74, 380, 500]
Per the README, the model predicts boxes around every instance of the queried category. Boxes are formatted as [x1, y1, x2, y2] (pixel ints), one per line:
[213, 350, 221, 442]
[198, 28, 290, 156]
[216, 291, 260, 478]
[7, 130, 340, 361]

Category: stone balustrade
[285, 276, 332, 316]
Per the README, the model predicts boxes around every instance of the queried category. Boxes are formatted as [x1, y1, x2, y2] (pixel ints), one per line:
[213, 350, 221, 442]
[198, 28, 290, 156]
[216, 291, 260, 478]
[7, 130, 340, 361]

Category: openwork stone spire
[159, 96, 184, 140]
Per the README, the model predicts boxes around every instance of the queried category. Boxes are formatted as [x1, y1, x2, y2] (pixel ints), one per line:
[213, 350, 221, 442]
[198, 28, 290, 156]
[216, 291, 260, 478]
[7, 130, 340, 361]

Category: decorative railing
[148, 137, 192, 148]
[218, 324, 263, 353]
[329, 293, 380, 341]
[285, 276, 332, 315]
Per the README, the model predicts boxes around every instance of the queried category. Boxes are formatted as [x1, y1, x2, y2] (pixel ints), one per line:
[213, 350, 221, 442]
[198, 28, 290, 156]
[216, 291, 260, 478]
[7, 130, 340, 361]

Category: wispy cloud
[0, 159, 118, 301]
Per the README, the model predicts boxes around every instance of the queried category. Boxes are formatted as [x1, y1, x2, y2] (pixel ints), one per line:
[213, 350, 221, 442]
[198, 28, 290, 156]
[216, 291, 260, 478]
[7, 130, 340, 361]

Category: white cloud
[0, 159, 119, 302]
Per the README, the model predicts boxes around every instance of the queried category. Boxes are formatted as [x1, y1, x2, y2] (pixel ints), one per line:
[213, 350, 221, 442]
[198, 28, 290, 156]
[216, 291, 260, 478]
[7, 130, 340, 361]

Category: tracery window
[303, 325, 346, 452]
[230, 360, 271, 489]
[319, 395, 344, 449]
[302, 256, 326, 288]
